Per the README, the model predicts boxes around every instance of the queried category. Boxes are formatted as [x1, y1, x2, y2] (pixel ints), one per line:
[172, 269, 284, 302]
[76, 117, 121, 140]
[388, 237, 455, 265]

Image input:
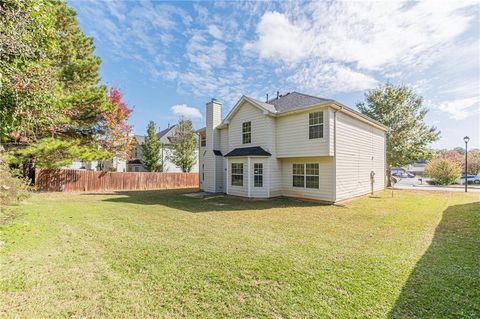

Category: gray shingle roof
[134, 135, 145, 145]
[267, 92, 331, 113]
[157, 125, 176, 138]
[224, 146, 272, 157]
[243, 96, 278, 114]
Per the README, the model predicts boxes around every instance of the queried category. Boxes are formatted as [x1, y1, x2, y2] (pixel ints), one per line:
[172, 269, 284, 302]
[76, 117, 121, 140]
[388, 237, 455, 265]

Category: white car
[458, 175, 480, 185]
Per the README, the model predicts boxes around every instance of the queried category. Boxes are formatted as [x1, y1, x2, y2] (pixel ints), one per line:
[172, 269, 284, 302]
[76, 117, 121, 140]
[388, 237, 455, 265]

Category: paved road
[393, 177, 480, 193]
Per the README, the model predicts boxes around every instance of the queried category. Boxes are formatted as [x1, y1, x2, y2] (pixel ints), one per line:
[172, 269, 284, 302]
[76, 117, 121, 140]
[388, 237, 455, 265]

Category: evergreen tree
[357, 83, 440, 185]
[0, 0, 132, 175]
[169, 118, 197, 173]
[142, 121, 162, 172]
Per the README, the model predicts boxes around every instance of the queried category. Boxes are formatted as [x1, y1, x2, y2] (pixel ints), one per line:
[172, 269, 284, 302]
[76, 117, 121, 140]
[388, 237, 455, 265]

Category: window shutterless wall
[276, 106, 332, 158]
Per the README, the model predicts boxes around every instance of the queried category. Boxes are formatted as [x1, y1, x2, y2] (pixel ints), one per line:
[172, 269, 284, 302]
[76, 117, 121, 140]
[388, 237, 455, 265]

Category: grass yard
[1, 189, 479, 318]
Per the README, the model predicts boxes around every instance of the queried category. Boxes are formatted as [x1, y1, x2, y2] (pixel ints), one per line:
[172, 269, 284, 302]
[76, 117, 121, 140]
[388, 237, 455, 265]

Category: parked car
[458, 175, 480, 184]
[391, 171, 415, 178]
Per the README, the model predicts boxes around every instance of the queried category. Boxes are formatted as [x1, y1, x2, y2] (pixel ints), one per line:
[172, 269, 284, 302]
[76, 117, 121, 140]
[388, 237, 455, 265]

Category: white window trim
[253, 162, 263, 188]
[231, 162, 244, 187]
[242, 121, 252, 144]
[305, 163, 320, 189]
[309, 111, 324, 139]
[292, 163, 320, 189]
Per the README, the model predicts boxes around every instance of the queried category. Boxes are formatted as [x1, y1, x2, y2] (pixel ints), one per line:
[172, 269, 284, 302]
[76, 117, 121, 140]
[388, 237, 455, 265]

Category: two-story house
[198, 92, 387, 203]
[127, 125, 199, 173]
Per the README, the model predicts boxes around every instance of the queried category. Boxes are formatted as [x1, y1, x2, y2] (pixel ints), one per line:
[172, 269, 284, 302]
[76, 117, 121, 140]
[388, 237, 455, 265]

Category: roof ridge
[290, 91, 332, 101]
[245, 95, 274, 106]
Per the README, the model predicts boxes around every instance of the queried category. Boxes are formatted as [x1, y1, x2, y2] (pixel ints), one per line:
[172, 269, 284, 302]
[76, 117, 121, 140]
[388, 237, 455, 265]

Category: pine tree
[142, 121, 162, 172]
[169, 119, 197, 173]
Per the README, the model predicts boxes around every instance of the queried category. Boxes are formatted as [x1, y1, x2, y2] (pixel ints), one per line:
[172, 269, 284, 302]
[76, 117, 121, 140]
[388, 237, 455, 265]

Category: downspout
[226, 158, 229, 195]
[247, 157, 251, 198]
[198, 135, 201, 189]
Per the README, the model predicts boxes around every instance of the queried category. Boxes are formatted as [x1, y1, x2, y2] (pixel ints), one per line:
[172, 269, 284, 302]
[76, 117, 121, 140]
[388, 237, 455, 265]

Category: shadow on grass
[88, 189, 323, 213]
[389, 201, 480, 318]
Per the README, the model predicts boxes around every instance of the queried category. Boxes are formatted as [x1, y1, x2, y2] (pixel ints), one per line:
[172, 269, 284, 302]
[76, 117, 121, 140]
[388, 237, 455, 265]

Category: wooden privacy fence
[35, 169, 199, 192]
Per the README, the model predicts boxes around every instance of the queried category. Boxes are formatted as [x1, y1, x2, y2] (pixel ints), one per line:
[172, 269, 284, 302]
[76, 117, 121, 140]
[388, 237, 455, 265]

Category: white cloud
[431, 97, 479, 120]
[244, 11, 312, 64]
[244, 2, 476, 93]
[171, 104, 203, 119]
[186, 32, 227, 71]
[207, 25, 223, 39]
[247, 2, 475, 70]
[289, 62, 378, 94]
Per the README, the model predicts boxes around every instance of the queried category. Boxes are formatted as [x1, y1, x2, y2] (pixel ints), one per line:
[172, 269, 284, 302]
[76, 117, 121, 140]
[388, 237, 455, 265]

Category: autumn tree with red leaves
[99, 88, 135, 159]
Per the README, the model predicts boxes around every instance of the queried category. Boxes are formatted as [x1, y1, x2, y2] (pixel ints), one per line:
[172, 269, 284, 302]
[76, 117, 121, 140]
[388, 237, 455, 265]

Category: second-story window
[200, 134, 206, 147]
[309, 111, 324, 139]
[242, 121, 251, 144]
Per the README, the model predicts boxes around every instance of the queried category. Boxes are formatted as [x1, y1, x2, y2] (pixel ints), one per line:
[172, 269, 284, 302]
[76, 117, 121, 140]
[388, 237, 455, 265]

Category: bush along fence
[35, 169, 199, 192]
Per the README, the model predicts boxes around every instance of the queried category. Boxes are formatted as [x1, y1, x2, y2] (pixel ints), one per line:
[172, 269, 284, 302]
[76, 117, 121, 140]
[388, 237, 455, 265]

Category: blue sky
[70, 1, 479, 149]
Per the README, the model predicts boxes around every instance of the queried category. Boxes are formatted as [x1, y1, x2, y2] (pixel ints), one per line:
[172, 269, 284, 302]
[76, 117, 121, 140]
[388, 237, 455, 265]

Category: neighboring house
[127, 125, 199, 173]
[67, 157, 126, 172]
[198, 92, 387, 203]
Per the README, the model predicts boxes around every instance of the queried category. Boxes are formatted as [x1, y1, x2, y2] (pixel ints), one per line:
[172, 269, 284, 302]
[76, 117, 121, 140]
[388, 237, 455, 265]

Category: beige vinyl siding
[280, 157, 334, 202]
[202, 101, 221, 193]
[328, 108, 335, 155]
[268, 158, 282, 197]
[227, 101, 274, 152]
[218, 128, 228, 193]
[200, 149, 216, 192]
[276, 106, 332, 158]
[335, 112, 386, 201]
[219, 128, 228, 154]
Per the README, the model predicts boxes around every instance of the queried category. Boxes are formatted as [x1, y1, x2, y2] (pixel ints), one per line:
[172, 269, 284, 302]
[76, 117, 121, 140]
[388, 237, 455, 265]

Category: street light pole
[464, 136, 470, 193]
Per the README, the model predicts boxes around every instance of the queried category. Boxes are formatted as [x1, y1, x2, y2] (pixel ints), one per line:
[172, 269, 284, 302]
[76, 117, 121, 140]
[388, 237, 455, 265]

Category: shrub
[0, 158, 31, 206]
[425, 158, 462, 185]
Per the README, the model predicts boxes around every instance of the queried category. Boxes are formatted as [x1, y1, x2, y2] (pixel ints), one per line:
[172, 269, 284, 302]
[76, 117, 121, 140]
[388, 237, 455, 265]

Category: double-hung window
[254, 163, 263, 187]
[305, 164, 319, 188]
[309, 112, 324, 139]
[231, 163, 243, 186]
[292, 163, 319, 189]
[242, 121, 251, 144]
[292, 164, 305, 187]
[200, 134, 206, 147]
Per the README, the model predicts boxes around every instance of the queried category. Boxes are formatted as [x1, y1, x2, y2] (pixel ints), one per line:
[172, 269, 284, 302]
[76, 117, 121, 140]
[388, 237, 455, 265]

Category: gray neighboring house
[127, 125, 199, 173]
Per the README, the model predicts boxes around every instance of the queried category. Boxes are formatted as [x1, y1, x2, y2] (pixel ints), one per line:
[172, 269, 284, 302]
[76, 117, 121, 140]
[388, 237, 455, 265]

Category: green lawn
[1, 189, 479, 318]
